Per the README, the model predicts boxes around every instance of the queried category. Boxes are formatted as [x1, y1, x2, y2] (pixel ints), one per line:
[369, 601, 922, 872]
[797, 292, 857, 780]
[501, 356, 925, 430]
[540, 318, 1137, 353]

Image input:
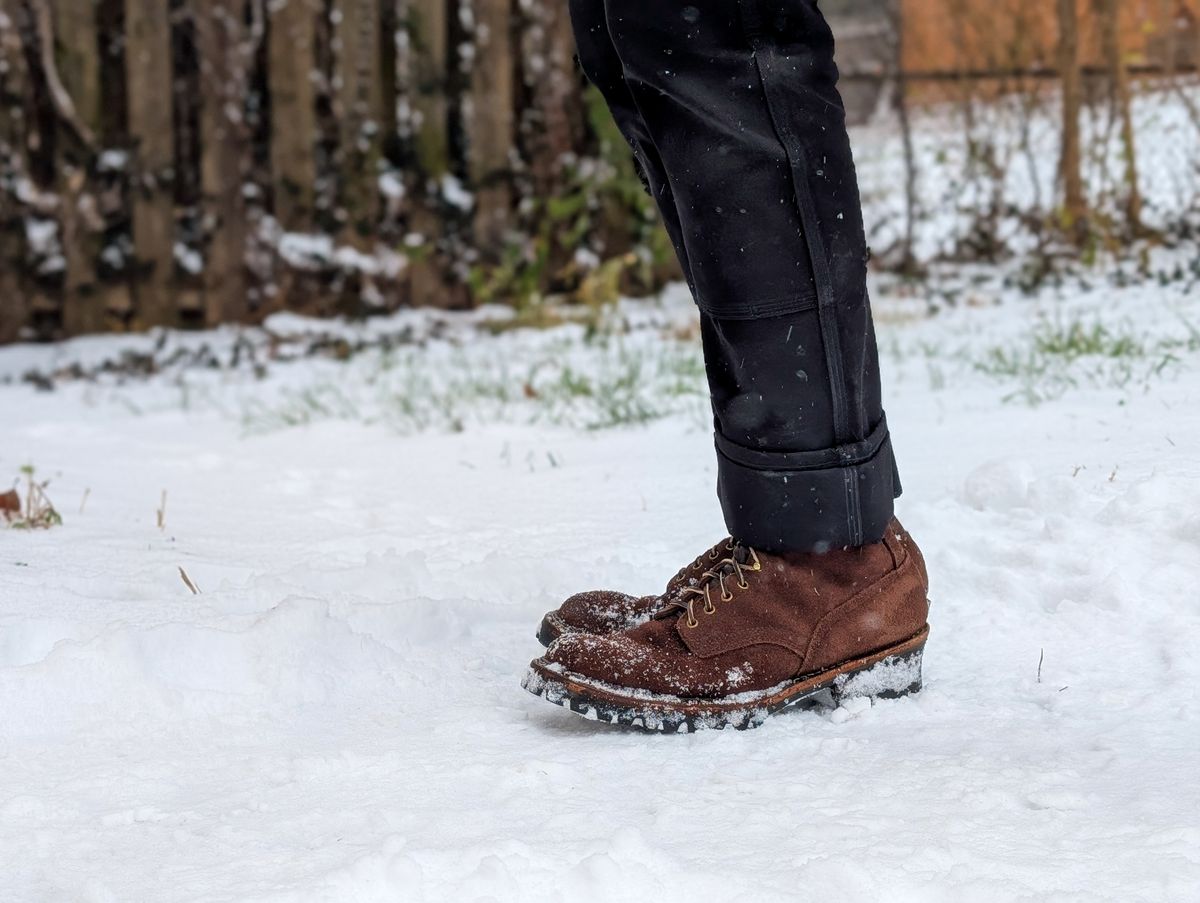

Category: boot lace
[671, 538, 736, 583]
[662, 545, 761, 629]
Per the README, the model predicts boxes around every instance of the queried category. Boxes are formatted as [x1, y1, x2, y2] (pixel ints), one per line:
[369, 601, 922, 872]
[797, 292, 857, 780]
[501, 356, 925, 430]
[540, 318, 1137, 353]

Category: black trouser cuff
[715, 417, 899, 553]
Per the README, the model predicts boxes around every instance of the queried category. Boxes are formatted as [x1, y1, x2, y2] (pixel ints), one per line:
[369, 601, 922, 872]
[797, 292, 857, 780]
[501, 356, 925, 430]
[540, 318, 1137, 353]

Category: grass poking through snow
[2, 466, 62, 530]
[976, 313, 1200, 404]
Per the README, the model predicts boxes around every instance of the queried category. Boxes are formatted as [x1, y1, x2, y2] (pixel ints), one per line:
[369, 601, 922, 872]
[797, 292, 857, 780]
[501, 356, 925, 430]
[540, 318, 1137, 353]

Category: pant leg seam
[694, 290, 819, 321]
[737, 0, 860, 538]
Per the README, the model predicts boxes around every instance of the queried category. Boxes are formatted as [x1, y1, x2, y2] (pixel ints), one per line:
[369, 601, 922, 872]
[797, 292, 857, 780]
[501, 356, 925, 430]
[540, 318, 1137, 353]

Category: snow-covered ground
[2, 262, 1199, 900]
[4, 82, 1200, 902]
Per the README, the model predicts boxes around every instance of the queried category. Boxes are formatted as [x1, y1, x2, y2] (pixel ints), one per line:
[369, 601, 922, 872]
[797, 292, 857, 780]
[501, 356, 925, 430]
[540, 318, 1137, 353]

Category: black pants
[569, 0, 899, 552]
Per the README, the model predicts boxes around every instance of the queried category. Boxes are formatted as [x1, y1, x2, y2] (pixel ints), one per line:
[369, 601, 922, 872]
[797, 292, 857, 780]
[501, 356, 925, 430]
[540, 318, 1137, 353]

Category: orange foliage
[902, 0, 1198, 74]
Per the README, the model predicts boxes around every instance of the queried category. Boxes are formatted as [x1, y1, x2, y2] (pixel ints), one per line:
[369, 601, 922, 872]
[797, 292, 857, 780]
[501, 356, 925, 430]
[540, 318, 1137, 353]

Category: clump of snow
[174, 241, 204, 276]
[725, 665, 752, 687]
[24, 217, 65, 277]
[440, 173, 475, 212]
[831, 651, 922, 701]
[277, 231, 335, 271]
[828, 695, 873, 724]
[961, 458, 1037, 512]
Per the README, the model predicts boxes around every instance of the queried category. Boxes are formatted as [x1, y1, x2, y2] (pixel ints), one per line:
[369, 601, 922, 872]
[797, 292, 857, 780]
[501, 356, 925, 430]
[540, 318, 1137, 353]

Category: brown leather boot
[523, 520, 929, 732]
[536, 537, 735, 645]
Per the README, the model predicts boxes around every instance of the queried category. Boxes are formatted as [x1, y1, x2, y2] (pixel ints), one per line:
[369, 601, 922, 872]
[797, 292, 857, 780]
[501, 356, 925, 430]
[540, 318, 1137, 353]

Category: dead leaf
[0, 489, 19, 520]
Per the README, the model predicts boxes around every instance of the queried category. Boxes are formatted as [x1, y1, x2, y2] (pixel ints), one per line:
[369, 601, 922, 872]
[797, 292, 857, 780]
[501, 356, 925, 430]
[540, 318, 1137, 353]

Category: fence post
[195, 0, 250, 326]
[405, 0, 454, 306]
[334, 0, 385, 249]
[0, 0, 29, 343]
[51, 0, 107, 336]
[518, 0, 582, 197]
[466, 0, 514, 254]
[125, 0, 177, 329]
[268, 0, 319, 232]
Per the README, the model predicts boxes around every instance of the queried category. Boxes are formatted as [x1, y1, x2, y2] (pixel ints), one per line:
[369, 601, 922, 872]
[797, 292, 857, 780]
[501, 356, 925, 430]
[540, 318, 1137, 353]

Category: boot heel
[829, 647, 923, 706]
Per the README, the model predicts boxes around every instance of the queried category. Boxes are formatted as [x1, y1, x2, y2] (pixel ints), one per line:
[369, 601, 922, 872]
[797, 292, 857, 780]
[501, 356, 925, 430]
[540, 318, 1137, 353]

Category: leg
[567, 0, 698, 299]
[593, 0, 897, 552]
[528, 2, 930, 730]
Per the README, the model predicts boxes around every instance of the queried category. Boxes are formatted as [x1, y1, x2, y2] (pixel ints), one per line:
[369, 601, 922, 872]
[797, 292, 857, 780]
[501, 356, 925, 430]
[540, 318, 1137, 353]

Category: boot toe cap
[555, 590, 653, 633]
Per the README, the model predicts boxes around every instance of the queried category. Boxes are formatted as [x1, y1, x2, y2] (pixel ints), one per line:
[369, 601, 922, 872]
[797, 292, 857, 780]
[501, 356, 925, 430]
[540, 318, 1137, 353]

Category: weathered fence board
[269, 0, 319, 232]
[124, 0, 176, 330]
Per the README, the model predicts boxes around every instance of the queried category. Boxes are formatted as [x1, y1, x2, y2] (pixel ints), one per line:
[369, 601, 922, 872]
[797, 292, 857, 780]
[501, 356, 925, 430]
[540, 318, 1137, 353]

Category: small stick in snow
[1037, 648, 1044, 684]
[79, 488, 90, 514]
[157, 491, 168, 530]
[179, 567, 201, 595]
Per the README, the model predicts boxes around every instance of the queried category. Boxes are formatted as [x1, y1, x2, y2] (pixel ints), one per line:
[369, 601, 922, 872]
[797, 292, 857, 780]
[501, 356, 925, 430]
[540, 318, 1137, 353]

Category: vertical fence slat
[52, 0, 106, 336]
[125, 0, 176, 329]
[335, 0, 384, 248]
[466, 0, 513, 252]
[410, 0, 448, 178]
[405, 0, 453, 307]
[519, 0, 581, 196]
[0, 0, 29, 343]
[52, 0, 101, 127]
[195, 0, 249, 326]
[268, 0, 319, 232]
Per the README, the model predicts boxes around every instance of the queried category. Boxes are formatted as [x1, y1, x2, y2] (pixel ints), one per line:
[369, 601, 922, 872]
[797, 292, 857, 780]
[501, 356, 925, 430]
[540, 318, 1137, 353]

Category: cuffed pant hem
[715, 417, 900, 552]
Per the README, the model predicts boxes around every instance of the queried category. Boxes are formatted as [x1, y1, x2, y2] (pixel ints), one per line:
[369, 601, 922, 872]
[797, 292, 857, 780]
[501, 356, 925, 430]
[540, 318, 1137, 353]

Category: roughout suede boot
[536, 538, 735, 645]
[523, 520, 929, 732]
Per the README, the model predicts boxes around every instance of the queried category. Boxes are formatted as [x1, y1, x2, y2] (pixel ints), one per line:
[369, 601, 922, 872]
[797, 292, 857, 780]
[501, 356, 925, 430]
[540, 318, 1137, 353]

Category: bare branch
[28, 0, 96, 151]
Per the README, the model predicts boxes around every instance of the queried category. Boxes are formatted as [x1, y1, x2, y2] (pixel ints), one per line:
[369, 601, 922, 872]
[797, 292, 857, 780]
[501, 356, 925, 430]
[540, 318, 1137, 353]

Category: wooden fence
[0, 0, 674, 343]
[0, 2, 1179, 343]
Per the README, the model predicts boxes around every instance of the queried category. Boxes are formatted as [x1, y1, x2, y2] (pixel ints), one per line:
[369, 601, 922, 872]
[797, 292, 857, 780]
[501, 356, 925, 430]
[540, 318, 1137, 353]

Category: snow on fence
[0, 0, 670, 343]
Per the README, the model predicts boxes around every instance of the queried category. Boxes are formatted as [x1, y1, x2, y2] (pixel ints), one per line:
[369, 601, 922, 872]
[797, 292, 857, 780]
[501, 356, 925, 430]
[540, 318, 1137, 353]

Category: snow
[24, 217, 65, 277]
[440, 173, 475, 212]
[276, 231, 337, 270]
[1, 269, 1198, 900]
[96, 149, 129, 173]
[855, 84, 1200, 264]
[272, 229, 407, 282]
[175, 242, 204, 276]
[3, 85, 1200, 900]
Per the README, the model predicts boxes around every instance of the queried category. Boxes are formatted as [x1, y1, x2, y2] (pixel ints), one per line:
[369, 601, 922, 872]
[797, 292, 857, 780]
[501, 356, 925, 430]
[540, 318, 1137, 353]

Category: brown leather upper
[539, 520, 929, 698]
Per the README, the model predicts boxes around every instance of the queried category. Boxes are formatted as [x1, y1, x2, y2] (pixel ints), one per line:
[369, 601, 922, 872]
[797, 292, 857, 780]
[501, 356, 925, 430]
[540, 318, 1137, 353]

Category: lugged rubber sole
[522, 625, 928, 732]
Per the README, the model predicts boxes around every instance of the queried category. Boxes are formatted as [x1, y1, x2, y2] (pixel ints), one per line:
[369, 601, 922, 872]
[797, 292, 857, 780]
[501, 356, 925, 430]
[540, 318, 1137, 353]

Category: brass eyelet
[703, 601, 716, 614]
[737, 578, 749, 590]
[721, 590, 734, 603]
[686, 616, 699, 629]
